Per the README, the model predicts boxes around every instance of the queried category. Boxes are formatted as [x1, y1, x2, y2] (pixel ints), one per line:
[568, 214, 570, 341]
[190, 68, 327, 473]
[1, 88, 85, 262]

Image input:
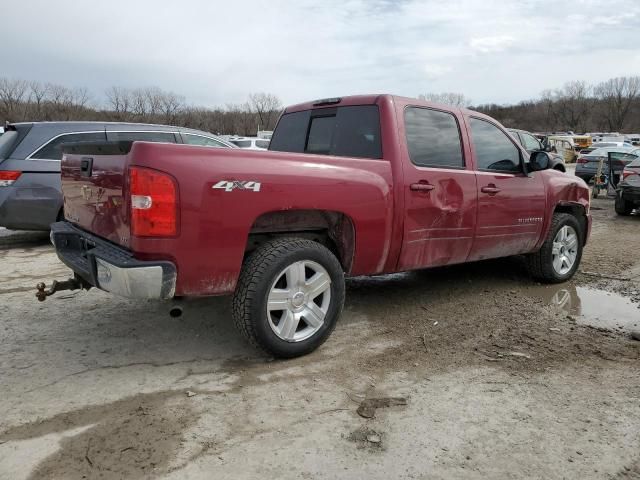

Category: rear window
[270, 105, 382, 159]
[32, 132, 106, 160]
[255, 140, 270, 149]
[0, 130, 19, 160]
[106, 131, 177, 143]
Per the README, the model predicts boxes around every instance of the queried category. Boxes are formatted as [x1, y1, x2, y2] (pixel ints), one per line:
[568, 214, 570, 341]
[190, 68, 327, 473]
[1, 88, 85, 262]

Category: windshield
[0, 130, 19, 160]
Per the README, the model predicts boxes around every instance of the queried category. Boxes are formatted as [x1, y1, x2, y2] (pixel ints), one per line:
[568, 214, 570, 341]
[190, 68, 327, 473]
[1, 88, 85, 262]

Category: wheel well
[246, 210, 356, 273]
[554, 204, 587, 244]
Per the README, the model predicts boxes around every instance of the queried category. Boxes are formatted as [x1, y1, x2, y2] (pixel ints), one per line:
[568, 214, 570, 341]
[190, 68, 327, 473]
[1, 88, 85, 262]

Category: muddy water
[531, 284, 639, 332]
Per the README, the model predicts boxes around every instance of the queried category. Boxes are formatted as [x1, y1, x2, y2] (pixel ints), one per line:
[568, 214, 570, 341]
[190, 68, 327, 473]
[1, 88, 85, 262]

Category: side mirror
[529, 151, 550, 172]
[544, 144, 553, 152]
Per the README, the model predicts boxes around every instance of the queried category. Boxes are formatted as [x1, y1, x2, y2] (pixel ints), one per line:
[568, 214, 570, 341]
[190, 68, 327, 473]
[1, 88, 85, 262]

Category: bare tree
[249, 93, 282, 132]
[0, 78, 29, 120]
[28, 81, 50, 118]
[594, 76, 640, 131]
[552, 81, 592, 132]
[418, 92, 471, 108]
[105, 86, 132, 119]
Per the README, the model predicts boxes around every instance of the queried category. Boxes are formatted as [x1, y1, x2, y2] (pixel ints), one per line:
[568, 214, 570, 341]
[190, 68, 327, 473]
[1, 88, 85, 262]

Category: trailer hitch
[35, 277, 85, 301]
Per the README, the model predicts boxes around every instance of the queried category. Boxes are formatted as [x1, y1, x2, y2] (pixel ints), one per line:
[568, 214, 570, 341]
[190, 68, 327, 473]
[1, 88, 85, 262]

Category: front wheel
[232, 238, 345, 358]
[527, 213, 583, 283]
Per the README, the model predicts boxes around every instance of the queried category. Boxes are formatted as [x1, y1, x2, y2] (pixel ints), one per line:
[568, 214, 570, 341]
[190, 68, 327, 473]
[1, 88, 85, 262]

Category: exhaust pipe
[169, 306, 183, 318]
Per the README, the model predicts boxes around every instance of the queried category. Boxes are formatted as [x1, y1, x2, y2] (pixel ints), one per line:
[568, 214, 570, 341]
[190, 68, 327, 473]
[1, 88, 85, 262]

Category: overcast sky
[3, 0, 640, 108]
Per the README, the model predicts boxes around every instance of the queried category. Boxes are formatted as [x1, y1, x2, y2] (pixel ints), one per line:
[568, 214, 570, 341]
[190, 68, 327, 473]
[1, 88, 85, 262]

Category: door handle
[481, 185, 501, 195]
[410, 183, 435, 192]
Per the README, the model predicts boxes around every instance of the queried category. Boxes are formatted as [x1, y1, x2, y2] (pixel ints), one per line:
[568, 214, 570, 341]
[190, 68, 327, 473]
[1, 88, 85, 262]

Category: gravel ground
[0, 199, 638, 480]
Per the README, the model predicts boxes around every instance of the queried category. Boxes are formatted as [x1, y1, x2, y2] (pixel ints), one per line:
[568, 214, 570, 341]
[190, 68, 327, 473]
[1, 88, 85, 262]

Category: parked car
[575, 146, 637, 183]
[228, 136, 270, 150]
[46, 94, 591, 358]
[615, 158, 640, 215]
[507, 128, 566, 171]
[547, 136, 578, 163]
[0, 122, 234, 231]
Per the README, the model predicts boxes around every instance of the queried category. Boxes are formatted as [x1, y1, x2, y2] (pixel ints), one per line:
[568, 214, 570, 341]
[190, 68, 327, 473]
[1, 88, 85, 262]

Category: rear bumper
[50, 221, 176, 299]
[620, 187, 640, 204]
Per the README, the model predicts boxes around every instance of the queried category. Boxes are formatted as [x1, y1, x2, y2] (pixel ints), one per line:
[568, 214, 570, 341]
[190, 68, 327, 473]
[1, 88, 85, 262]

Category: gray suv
[0, 122, 234, 230]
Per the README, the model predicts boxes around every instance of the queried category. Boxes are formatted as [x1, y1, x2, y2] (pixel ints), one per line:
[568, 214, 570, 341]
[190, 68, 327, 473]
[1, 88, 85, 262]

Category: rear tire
[615, 192, 633, 216]
[232, 238, 345, 358]
[527, 213, 583, 284]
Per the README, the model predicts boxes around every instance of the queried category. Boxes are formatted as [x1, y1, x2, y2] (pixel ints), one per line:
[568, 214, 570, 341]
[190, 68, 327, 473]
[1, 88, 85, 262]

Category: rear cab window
[270, 105, 382, 159]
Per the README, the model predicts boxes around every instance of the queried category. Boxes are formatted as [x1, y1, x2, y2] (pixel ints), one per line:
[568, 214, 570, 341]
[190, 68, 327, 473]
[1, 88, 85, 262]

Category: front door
[398, 106, 477, 270]
[465, 116, 546, 261]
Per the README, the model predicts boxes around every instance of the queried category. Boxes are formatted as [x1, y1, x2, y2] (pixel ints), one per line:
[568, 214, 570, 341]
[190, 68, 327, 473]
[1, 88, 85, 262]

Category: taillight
[576, 157, 588, 164]
[129, 166, 178, 237]
[622, 169, 636, 180]
[0, 171, 21, 187]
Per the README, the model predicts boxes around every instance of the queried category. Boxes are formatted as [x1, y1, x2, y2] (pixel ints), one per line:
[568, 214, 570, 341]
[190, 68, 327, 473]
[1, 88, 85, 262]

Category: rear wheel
[527, 213, 583, 283]
[232, 238, 345, 358]
[615, 192, 634, 216]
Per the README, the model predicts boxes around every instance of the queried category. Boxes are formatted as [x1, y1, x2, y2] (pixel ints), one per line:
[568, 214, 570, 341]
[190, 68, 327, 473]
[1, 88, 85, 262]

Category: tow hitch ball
[35, 278, 84, 302]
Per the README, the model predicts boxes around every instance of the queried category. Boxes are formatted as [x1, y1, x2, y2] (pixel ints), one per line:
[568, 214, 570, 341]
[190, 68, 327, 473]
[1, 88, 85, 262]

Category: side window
[31, 132, 106, 160]
[255, 139, 270, 149]
[106, 131, 177, 143]
[470, 118, 521, 173]
[183, 134, 226, 147]
[521, 133, 542, 151]
[404, 107, 464, 168]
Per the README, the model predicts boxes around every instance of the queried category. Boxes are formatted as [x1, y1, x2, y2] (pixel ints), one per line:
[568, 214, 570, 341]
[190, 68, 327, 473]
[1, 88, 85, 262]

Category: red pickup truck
[46, 94, 591, 358]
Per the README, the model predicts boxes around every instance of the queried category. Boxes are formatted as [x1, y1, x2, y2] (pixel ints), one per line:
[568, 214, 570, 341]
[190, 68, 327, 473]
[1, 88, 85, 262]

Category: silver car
[574, 146, 638, 183]
[0, 122, 234, 230]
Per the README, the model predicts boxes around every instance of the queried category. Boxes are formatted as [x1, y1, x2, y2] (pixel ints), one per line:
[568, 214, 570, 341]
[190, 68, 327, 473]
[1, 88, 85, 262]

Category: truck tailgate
[61, 142, 131, 247]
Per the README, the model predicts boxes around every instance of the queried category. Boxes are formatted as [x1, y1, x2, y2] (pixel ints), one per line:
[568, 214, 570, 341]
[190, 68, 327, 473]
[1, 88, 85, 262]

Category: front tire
[232, 238, 345, 358]
[527, 213, 583, 283]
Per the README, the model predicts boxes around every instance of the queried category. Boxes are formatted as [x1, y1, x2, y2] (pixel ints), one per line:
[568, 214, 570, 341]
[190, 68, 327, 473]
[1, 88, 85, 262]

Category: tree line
[0, 78, 282, 136]
[1, 75, 639, 135]
[471, 77, 640, 133]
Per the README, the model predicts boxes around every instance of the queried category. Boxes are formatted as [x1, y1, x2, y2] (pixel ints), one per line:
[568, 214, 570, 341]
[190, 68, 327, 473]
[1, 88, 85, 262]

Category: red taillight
[622, 169, 636, 180]
[129, 166, 178, 237]
[576, 157, 588, 164]
[0, 171, 21, 186]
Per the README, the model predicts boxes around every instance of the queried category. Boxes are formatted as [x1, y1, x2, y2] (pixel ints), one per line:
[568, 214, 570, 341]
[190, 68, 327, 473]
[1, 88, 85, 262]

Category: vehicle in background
[228, 136, 270, 150]
[0, 122, 234, 231]
[257, 130, 273, 140]
[626, 134, 640, 146]
[548, 136, 577, 163]
[572, 135, 592, 151]
[507, 128, 566, 171]
[47, 94, 591, 358]
[574, 146, 637, 183]
[615, 156, 640, 215]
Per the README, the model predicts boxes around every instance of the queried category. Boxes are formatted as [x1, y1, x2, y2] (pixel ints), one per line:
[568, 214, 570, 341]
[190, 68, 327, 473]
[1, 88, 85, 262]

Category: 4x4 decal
[212, 180, 261, 192]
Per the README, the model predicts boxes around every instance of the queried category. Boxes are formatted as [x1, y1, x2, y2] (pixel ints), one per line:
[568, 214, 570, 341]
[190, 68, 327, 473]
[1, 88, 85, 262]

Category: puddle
[532, 285, 639, 333]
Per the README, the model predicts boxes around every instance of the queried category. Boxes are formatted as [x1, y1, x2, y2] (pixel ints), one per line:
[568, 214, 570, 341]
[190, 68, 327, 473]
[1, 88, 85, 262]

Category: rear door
[465, 116, 546, 261]
[398, 106, 477, 270]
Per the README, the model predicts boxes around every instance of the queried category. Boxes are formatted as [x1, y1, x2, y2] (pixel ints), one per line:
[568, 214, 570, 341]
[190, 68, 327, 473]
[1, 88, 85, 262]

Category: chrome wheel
[551, 225, 578, 276]
[266, 260, 332, 342]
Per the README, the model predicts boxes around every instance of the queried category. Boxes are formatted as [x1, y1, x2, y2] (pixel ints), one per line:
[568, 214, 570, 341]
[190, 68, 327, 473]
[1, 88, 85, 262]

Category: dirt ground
[0, 197, 639, 480]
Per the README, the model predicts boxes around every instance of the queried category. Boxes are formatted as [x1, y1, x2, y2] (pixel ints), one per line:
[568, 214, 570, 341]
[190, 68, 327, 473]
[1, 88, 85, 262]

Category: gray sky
[3, 0, 640, 108]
